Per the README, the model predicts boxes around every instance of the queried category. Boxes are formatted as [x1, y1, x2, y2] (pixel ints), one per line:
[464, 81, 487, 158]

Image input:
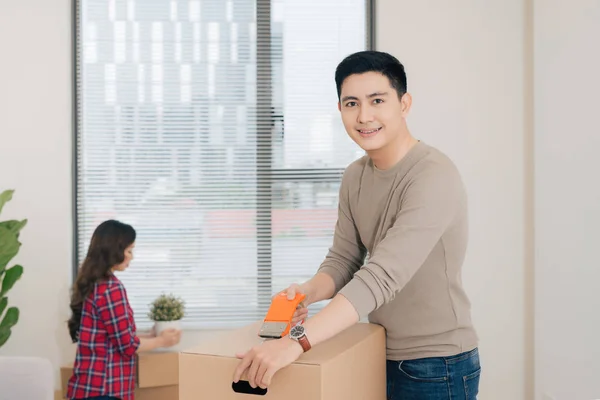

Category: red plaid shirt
[67, 275, 141, 400]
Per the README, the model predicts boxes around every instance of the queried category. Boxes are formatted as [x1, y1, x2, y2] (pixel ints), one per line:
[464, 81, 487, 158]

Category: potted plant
[0, 189, 26, 348]
[148, 293, 185, 334]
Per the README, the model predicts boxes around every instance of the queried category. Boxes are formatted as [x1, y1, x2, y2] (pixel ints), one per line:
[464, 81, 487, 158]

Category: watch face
[290, 324, 305, 339]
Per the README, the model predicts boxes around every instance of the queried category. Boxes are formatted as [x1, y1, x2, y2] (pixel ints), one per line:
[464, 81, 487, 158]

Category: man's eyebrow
[341, 95, 358, 102]
[341, 92, 389, 102]
[367, 91, 389, 98]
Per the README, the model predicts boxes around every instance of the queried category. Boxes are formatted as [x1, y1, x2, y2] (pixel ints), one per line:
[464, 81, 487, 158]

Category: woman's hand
[137, 328, 181, 353]
[158, 328, 181, 347]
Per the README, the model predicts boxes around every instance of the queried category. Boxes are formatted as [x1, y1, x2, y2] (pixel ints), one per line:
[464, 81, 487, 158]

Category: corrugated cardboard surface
[137, 351, 179, 388]
[60, 351, 179, 399]
[57, 381, 177, 400]
[179, 321, 387, 400]
[135, 385, 179, 399]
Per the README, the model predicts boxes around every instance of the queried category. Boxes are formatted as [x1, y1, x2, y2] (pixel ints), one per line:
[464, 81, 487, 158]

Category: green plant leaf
[0, 307, 19, 330]
[0, 190, 14, 215]
[0, 226, 20, 274]
[0, 219, 27, 236]
[148, 293, 186, 321]
[0, 190, 23, 349]
[0, 265, 23, 297]
[0, 327, 11, 348]
[0, 297, 7, 317]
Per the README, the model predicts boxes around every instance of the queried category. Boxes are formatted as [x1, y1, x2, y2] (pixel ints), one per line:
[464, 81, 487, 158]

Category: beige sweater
[318, 141, 478, 361]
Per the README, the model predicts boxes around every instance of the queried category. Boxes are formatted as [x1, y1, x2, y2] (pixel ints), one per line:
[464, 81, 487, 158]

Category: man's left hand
[233, 336, 304, 389]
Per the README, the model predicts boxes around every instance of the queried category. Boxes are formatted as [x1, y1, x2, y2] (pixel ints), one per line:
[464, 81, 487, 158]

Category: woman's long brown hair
[68, 219, 136, 342]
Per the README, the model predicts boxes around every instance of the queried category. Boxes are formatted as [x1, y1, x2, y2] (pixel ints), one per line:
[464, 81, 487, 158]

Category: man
[233, 50, 481, 399]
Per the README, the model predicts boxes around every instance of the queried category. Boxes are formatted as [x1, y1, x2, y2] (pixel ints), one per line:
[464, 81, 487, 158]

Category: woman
[66, 219, 181, 400]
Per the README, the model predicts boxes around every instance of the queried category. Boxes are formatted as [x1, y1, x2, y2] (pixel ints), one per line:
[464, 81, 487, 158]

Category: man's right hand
[276, 283, 310, 325]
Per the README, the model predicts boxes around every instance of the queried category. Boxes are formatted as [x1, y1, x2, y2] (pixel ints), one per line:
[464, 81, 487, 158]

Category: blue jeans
[386, 348, 481, 399]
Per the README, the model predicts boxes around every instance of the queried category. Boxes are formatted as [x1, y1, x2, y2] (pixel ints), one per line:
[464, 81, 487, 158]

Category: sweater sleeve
[338, 163, 465, 318]
[317, 167, 367, 294]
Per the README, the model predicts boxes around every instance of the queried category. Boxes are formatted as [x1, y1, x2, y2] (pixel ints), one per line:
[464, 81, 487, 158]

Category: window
[74, 0, 373, 329]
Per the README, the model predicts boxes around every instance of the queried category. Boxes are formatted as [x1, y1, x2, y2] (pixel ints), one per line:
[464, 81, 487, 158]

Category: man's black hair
[335, 50, 407, 100]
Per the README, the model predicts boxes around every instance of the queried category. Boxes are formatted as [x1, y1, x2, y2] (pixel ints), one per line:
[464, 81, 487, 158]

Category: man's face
[338, 71, 410, 153]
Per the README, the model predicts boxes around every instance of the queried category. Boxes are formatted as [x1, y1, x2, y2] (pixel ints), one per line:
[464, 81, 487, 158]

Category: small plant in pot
[148, 293, 185, 335]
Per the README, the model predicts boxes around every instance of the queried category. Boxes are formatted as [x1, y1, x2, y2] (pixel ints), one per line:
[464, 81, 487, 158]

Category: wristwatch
[289, 324, 311, 352]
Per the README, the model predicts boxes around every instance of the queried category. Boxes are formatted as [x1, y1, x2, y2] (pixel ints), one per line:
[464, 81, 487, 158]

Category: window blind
[75, 0, 371, 329]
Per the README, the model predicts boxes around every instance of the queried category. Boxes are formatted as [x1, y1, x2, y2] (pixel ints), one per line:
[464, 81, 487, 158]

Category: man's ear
[400, 93, 412, 116]
[337, 102, 341, 112]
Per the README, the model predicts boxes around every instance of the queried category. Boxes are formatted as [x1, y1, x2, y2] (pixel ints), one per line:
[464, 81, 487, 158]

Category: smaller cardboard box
[60, 351, 179, 399]
[179, 321, 386, 400]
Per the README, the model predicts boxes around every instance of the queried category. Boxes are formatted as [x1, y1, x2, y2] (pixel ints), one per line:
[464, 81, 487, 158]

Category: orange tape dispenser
[258, 292, 306, 339]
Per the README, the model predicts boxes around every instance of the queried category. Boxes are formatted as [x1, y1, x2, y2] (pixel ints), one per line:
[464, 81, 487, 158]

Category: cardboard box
[179, 322, 386, 400]
[60, 351, 179, 399]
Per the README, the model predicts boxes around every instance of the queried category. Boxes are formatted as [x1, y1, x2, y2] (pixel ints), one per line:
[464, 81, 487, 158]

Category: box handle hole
[232, 380, 268, 396]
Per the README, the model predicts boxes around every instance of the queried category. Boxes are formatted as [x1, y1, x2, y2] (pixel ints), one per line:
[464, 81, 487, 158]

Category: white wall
[0, 0, 76, 387]
[534, 0, 600, 399]
[377, 1, 530, 399]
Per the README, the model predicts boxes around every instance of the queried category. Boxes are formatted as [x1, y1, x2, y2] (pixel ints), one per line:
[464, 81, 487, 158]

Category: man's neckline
[371, 140, 427, 176]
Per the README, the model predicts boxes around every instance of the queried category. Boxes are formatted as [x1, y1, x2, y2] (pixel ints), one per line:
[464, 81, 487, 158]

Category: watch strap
[298, 334, 311, 352]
